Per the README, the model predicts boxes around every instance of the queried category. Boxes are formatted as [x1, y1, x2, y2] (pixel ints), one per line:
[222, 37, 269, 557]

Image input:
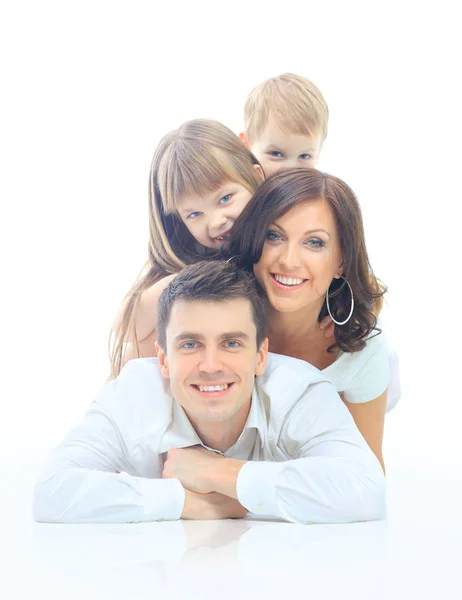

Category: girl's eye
[299, 153, 312, 160]
[269, 151, 283, 158]
[224, 340, 241, 349]
[305, 238, 325, 249]
[265, 230, 282, 242]
[181, 341, 198, 350]
[218, 194, 232, 205]
[187, 211, 202, 219]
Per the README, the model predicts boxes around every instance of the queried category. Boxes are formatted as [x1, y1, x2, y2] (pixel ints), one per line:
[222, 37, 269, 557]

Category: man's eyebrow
[173, 331, 251, 343]
[272, 222, 330, 237]
[173, 333, 205, 343]
[218, 331, 250, 341]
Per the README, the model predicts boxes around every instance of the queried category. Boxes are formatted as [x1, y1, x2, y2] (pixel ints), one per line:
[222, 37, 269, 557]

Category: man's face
[156, 298, 268, 425]
[246, 120, 323, 178]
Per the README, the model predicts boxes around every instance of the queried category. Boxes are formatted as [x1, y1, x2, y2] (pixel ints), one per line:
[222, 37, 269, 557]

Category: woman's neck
[266, 303, 338, 370]
[267, 305, 320, 344]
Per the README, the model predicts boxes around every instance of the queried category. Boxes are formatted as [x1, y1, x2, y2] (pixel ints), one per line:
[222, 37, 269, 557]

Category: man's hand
[181, 489, 248, 520]
[163, 446, 225, 494]
[163, 446, 246, 498]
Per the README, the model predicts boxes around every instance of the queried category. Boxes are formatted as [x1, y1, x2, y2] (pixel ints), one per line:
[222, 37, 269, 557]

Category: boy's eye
[218, 194, 232, 205]
[299, 153, 312, 160]
[265, 230, 282, 242]
[305, 238, 325, 249]
[269, 151, 283, 158]
[187, 211, 202, 219]
[224, 340, 241, 349]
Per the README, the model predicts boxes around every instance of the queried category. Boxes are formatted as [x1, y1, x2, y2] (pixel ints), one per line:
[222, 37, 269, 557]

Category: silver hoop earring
[326, 277, 354, 326]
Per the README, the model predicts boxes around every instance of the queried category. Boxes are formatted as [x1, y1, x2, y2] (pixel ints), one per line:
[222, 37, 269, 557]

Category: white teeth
[198, 384, 229, 392]
[274, 275, 304, 286]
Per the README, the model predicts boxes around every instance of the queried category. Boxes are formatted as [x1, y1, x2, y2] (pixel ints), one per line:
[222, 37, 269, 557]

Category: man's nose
[199, 347, 224, 374]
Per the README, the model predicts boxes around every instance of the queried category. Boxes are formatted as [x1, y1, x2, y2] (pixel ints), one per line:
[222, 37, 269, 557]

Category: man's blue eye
[182, 342, 197, 349]
[269, 151, 283, 158]
[299, 154, 311, 160]
[219, 194, 231, 204]
[188, 211, 201, 219]
[225, 340, 240, 348]
[266, 231, 282, 241]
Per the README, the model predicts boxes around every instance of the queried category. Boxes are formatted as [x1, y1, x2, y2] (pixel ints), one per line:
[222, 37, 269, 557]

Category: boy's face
[156, 298, 268, 428]
[244, 120, 323, 178]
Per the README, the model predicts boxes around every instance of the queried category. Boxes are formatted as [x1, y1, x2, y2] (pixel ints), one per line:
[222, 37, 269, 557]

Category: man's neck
[185, 401, 251, 454]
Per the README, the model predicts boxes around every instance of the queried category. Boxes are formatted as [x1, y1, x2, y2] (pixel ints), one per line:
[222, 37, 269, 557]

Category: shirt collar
[158, 387, 267, 454]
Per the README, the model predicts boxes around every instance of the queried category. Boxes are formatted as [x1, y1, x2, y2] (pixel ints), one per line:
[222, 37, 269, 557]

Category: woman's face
[176, 181, 254, 250]
[253, 198, 344, 316]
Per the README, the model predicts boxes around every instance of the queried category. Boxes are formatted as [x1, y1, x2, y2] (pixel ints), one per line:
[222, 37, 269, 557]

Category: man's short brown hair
[157, 261, 267, 350]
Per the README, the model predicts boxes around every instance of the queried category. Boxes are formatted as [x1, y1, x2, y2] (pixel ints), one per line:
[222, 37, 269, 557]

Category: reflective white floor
[2, 409, 461, 600]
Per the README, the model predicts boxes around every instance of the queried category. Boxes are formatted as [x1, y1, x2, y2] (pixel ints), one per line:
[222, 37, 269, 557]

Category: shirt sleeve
[33, 389, 185, 524]
[343, 332, 390, 404]
[236, 381, 386, 524]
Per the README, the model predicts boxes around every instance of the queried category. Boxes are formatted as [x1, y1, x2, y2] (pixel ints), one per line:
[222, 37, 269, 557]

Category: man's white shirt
[33, 353, 386, 525]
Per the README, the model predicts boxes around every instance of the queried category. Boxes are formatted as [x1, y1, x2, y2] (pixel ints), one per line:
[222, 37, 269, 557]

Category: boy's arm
[33, 400, 185, 524]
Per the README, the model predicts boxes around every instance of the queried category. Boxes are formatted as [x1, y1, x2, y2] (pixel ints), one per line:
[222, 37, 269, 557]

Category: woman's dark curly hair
[223, 168, 386, 353]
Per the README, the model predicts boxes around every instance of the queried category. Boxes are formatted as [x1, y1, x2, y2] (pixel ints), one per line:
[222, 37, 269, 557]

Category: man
[33, 261, 385, 524]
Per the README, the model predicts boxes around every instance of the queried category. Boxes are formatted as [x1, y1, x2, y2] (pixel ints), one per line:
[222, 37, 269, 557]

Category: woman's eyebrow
[272, 222, 330, 237]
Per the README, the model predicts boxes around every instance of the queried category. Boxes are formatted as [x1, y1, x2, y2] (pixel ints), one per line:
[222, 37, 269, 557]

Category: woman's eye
[187, 211, 202, 219]
[225, 340, 241, 349]
[265, 230, 282, 242]
[299, 153, 312, 160]
[306, 238, 325, 249]
[269, 151, 283, 158]
[218, 194, 232, 205]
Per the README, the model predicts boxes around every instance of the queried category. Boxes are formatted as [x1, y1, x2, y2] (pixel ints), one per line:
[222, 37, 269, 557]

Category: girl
[110, 119, 264, 378]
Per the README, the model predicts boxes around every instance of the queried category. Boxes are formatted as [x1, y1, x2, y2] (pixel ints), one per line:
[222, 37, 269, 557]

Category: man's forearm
[206, 458, 247, 499]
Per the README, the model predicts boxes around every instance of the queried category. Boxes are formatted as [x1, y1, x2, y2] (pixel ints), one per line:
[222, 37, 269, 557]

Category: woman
[224, 168, 390, 471]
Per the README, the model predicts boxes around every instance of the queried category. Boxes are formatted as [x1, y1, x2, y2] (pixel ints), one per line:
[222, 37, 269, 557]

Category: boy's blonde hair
[109, 119, 262, 379]
[244, 73, 329, 142]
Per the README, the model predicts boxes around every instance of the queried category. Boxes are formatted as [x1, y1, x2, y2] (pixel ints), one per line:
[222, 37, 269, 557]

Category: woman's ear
[334, 262, 344, 279]
[239, 132, 250, 148]
[253, 163, 265, 181]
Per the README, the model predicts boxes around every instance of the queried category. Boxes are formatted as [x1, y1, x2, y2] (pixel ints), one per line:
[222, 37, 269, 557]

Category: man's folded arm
[236, 381, 387, 525]
[33, 402, 185, 524]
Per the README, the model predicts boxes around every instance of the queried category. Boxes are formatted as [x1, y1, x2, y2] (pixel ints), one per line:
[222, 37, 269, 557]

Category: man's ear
[155, 341, 170, 379]
[255, 337, 269, 376]
[253, 163, 265, 181]
[239, 131, 250, 148]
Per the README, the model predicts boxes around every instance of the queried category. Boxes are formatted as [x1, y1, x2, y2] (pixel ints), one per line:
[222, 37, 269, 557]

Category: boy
[240, 73, 328, 177]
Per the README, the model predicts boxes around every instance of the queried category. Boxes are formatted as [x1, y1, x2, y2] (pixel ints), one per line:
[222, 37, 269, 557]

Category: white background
[1, 1, 460, 479]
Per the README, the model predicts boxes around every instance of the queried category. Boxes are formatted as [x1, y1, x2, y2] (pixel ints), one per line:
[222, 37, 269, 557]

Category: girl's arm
[113, 274, 177, 364]
[341, 391, 387, 473]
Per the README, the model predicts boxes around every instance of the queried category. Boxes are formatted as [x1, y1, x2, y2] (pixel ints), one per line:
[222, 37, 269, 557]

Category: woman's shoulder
[324, 325, 389, 402]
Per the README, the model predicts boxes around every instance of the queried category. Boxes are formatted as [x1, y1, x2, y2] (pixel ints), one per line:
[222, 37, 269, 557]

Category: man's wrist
[207, 458, 247, 499]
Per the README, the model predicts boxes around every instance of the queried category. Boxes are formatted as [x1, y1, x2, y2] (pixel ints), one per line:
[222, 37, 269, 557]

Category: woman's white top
[321, 327, 400, 411]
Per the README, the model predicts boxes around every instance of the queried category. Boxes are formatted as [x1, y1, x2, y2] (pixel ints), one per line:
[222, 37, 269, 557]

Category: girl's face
[253, 198, 344, 316]
[176, 182, 254, 249]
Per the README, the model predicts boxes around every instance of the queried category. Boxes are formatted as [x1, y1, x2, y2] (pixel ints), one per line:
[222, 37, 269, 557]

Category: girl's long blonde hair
[109, 119, 262, 378]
